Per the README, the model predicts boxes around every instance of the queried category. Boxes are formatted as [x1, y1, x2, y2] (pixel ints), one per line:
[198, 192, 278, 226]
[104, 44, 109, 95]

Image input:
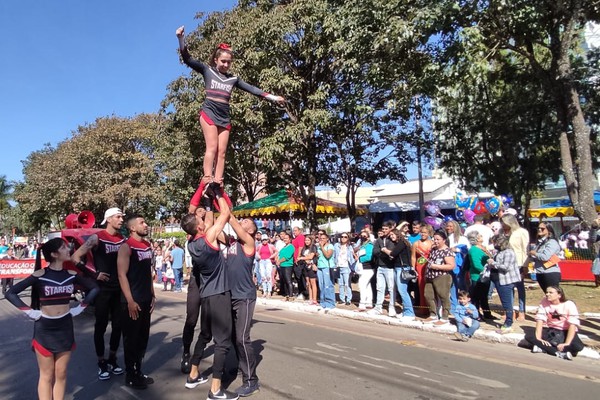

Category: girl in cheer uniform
[176, 25, 285, 212]
[5, 238, 99, 400]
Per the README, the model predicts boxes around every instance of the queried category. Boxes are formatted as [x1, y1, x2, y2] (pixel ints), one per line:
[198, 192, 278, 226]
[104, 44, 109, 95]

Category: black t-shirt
[92, 230, 126, 291]
[122, 237, 153, 303]
[227, 241, 256, 300]
[188, 235, 228, 298]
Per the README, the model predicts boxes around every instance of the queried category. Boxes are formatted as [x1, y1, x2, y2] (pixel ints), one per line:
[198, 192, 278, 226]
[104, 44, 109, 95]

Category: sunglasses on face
[341, 235, 348, 238]
[538, 227, 546, 231]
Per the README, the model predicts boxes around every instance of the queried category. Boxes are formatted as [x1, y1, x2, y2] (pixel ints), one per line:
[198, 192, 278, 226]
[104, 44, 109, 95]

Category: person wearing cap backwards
[72, 207, 126, 381]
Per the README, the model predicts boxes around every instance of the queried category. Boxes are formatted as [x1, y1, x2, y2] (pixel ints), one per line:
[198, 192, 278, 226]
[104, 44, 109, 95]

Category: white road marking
[360, 354, 430, 373]
[452, 371, 510, 389]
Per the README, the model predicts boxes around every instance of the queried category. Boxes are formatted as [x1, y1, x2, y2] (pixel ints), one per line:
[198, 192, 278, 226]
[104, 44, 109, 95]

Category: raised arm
[176, 25, 207, 73]
[204, 185, 231, 247]
[71, 234, 107, 281]
[229, 217, 255, 255]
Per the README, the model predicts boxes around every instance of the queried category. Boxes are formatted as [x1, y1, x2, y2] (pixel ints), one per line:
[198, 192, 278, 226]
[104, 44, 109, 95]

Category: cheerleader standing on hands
[176, 25, 285, 212]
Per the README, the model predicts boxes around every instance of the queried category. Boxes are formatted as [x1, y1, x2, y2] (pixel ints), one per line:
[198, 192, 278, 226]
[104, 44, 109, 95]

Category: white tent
[318, 217, 352, 234]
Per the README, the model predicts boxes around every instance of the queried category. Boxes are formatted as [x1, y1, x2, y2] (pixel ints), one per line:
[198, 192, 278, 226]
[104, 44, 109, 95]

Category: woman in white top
[446, 220, 470, 312]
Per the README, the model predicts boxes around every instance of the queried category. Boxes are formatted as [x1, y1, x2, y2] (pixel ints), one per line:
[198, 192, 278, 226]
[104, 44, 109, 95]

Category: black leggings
[182, 274, 201, 354]
[469, 279, 492, 319]
[191, 292, 233, 380]
[525, 327, 585, 356]
[293, 263, 306, 295]
[94, 289, 122, 358]
[281, 267, 294, 298]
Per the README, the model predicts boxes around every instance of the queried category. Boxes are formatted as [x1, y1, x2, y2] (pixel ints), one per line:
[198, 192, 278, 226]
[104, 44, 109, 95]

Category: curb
[255, 297, 600, 360]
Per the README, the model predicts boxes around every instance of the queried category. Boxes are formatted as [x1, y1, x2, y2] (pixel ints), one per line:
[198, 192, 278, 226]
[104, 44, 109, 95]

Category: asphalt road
[1, 290, 600, 400]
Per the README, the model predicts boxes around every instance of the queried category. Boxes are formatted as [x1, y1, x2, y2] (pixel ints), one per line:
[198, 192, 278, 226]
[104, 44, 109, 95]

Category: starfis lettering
[211, 81, 233, 92]
[45, 284, 74, 296]
[105, 244, 121, 253]
[137, 250, 153, 261]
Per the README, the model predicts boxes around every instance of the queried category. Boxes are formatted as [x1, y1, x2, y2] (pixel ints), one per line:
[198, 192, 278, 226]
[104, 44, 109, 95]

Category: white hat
[261, 234, 269, 240]
[101, 207, 123, 225]
[503, 208, 517, 216]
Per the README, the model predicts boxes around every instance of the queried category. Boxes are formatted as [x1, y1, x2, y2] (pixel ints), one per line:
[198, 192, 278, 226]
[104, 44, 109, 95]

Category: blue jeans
[493, 280, 515, 327]
[337, 267, 352, 303]
[457, 318, 480, 337]
[173, 267, 183, 290]
[254, 261, 262, 286]
[394, 267, 415, 317]
[317, 268, 336, 309]
[515, 279, 526, 312]
[375, 267, 395, 311]
[449, 272, 458, 315]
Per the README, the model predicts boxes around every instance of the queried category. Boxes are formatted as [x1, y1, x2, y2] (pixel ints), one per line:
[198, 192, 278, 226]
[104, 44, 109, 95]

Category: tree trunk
[555, 59, 596, 227]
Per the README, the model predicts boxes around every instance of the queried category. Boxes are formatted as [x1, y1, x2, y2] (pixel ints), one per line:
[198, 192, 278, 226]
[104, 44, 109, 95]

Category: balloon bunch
[453, 191, 515, 223]
[423, 201, 444, 229]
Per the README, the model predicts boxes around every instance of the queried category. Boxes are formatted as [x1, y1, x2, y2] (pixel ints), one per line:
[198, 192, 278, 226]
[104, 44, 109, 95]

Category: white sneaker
[388, 309, 397, 318]
[556, 351, 573, 361]
[367, 308, 382, 315]
[296, 294, 305, 300]
[531, 345, 545, 353]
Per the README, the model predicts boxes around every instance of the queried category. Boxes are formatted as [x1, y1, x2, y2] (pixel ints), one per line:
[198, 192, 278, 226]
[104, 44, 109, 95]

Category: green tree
[438, 0, 599, 225]
[15, 115, 163, 229]
[0, 175, 13, 235]
[433, 45, 562, 214]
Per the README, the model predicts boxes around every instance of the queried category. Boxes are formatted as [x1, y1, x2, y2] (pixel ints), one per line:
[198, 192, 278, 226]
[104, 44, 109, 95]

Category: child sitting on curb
[454, 290, 480, 342]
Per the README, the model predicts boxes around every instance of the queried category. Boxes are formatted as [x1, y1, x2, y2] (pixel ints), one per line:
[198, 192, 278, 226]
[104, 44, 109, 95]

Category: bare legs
[200, 115, 230, 184]
[36, 350, 71, 400]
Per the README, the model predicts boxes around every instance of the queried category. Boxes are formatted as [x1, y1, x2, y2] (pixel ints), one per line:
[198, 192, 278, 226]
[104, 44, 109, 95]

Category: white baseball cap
[101, 207, 123, 225]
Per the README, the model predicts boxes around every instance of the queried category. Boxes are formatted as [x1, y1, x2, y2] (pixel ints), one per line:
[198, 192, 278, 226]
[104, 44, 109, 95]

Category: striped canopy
[232, 189, 366, 218]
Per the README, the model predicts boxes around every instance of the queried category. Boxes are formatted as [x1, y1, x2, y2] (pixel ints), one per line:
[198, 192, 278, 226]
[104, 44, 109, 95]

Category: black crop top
[5, 268, 99, 309]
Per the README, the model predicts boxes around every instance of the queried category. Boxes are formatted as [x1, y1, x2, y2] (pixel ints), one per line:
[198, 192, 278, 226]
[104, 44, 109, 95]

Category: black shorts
[305, 265, 317, 279]
[33, 314, 75, 357]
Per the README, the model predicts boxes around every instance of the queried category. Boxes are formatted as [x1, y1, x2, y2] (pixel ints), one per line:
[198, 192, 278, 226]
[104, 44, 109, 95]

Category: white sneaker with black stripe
[207, 388, 239, 400]
[98, 360, 110, 380]
[107, 358, 124, 375]
[185, 374, 208, 389]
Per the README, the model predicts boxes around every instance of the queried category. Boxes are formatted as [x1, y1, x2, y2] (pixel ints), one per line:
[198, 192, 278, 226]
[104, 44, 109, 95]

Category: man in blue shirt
[170, 240, 185, 292]
[408, 221, 421, 245]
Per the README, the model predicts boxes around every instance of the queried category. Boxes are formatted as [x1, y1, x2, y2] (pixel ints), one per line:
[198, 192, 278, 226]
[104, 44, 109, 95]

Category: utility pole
[415, 97, 425, 221]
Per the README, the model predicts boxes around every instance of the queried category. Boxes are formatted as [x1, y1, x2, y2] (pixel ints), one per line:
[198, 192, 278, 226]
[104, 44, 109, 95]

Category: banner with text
[0, 259, 47, 278]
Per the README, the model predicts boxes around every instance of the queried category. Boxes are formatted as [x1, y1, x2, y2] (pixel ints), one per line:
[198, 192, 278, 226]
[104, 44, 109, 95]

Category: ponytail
[30, 246, 42, 309]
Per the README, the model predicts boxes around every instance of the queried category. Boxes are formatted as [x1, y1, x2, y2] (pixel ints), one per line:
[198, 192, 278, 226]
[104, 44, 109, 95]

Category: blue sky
[0, 0, 236, 183]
